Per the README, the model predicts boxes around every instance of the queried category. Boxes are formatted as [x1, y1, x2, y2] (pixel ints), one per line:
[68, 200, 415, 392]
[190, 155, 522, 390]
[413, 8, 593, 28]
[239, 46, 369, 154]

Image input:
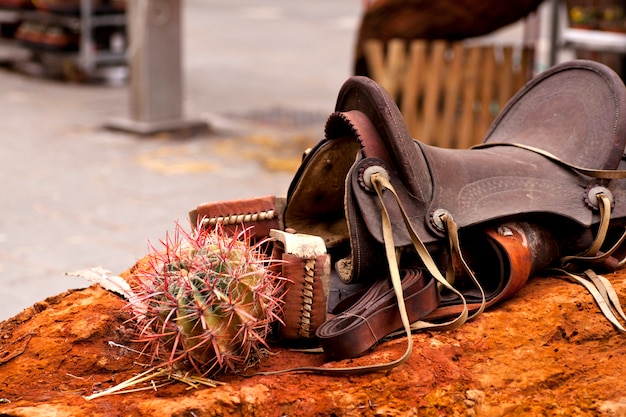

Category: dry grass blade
[83, 368, 169, 400]
[83, 367, 225, 400]
[170, 371, 227, 389]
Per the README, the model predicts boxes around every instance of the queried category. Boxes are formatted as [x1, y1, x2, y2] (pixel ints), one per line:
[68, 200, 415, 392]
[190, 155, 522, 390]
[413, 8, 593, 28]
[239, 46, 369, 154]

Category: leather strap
[560, 193, 626, 269]
[250, 172, 466, 376]
[369, 173, 481, 333]
[473, 142, 626, 180]
[316, 268, 439, 360]
[551, 268, 626, 332]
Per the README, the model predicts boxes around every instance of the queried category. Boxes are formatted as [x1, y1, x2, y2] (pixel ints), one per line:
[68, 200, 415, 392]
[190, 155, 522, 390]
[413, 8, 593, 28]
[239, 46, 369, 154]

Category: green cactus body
[128, 224, 285, 376]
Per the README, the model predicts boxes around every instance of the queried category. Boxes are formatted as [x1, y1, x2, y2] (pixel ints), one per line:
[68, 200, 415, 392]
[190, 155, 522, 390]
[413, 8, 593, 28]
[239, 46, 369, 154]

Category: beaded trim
[298, 258, 316, 338]
[201, 209, 275, 227]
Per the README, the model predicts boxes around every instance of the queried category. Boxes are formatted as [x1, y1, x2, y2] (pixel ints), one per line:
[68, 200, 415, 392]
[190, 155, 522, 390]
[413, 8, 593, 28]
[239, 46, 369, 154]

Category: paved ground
[0, 0, 561, 321]
[0, 0, 362, 320]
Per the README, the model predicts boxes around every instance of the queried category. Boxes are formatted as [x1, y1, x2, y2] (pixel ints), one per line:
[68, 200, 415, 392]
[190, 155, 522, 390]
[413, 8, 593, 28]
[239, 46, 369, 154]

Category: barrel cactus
[127, 224, 286, 376]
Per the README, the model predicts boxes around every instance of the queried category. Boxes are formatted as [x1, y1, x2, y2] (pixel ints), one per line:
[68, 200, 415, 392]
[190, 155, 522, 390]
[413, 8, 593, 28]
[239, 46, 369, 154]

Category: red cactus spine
[127, 223, 286, 376]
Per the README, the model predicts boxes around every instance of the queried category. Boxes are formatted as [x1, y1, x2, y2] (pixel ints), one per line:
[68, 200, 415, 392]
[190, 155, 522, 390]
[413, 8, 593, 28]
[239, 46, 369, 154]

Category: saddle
[190, 60, 626, 370]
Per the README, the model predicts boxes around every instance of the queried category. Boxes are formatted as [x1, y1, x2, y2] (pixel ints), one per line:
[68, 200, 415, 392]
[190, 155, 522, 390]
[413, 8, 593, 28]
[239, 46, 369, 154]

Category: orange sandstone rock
[1, 269, 625, 416]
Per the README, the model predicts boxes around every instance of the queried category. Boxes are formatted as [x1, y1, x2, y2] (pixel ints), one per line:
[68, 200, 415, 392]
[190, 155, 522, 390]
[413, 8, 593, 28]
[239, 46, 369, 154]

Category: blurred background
[0, 0, 623, 320]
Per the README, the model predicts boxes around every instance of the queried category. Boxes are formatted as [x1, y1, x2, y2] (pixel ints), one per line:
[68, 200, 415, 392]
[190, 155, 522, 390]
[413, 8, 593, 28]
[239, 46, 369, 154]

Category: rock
[1, 269, 626, 416]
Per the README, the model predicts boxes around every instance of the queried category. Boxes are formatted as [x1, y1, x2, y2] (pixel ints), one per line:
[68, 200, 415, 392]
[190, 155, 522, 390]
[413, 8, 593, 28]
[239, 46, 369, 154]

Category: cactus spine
[127, 224, 285, 376]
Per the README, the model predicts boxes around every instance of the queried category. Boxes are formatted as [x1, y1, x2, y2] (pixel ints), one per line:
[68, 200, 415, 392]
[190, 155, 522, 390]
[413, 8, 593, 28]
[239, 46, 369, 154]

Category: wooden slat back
[363, 39, 534, 148]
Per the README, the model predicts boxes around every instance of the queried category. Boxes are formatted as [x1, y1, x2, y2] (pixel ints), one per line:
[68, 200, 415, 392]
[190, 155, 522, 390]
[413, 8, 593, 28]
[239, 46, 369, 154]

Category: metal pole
[107, 0, 208, 135]
[548, 0, 560, 67]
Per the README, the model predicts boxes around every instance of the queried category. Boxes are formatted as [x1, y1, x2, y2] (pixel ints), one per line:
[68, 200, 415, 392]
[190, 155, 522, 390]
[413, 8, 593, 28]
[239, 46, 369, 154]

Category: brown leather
[426, 221, 561, 321]
[286, 60, 626, 286]
[316, 268, 439, 359]
[277, 253, 330, 341]
[279, 60, 626, 352]
[191, 195, 285, 239]
[189, 61, 626, 360]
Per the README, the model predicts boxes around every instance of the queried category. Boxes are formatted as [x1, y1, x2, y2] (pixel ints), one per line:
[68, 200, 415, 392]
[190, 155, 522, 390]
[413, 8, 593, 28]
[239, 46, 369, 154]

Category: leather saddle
[287, 59, 626, 274]
[191, 60, 626, 367]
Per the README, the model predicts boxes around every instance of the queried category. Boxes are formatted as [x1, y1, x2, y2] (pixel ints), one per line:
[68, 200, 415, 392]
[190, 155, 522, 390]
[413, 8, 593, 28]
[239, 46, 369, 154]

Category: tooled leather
[484, 60, 626, 170]
[352, 145, 606, 250]
[284, 60, 626, 314]
[348, 61, 626, 250]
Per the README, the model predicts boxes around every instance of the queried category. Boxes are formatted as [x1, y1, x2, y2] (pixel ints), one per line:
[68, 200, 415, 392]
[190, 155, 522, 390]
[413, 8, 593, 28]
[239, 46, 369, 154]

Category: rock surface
[1, 268, 626, 416]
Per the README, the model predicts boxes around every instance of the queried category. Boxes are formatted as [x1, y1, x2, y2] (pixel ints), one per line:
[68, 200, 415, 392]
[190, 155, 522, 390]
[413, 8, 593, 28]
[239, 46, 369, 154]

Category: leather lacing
[297, 258, 317, 338]
[549, 191, 626, 332]
[201, 209, 276, 227]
